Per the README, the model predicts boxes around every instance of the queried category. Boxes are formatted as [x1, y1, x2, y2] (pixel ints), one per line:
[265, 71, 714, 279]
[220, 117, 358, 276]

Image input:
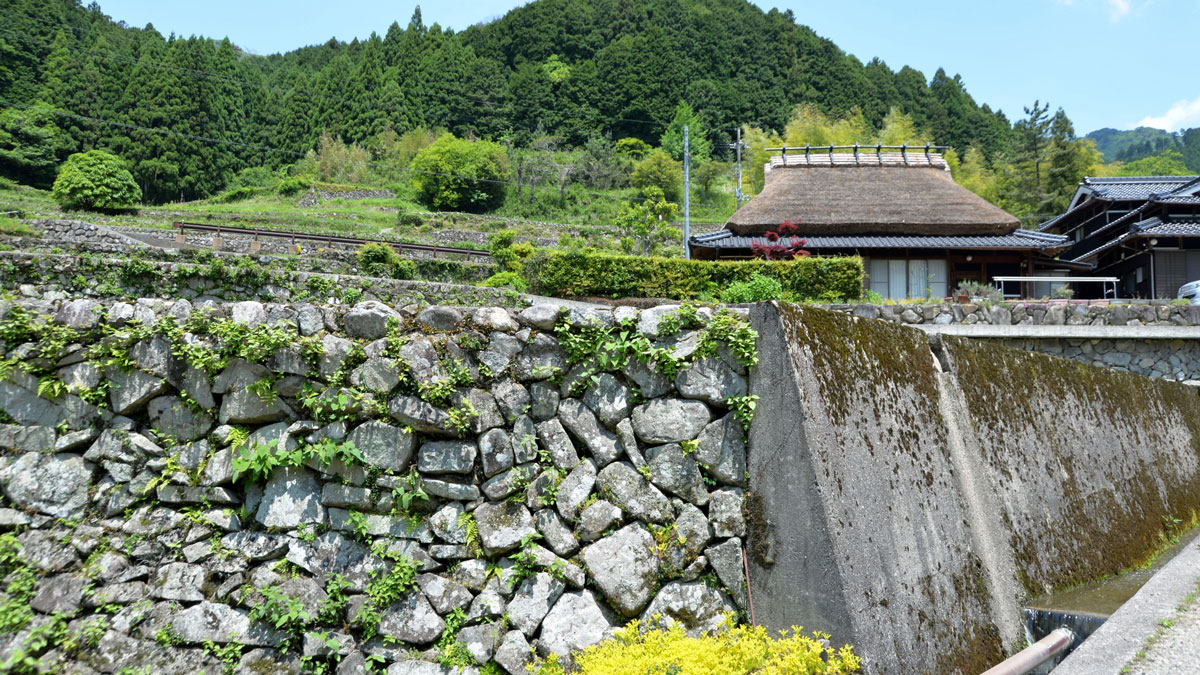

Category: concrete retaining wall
[747, 302, 1200, 673]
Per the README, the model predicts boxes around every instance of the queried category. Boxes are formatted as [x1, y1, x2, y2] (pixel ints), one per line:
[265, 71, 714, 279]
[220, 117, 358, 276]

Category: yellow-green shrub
[531, 619, 861, 675]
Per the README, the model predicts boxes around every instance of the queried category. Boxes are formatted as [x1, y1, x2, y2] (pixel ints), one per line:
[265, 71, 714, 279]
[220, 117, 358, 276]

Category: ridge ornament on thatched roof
[727, 146, 1020, 237]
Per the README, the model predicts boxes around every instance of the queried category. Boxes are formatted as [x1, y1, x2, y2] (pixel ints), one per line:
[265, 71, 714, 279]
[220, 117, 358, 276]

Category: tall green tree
[0, 102, 72, 187]
[1041, 111, 1099, 215]
[1182, 129, 1200, 173]
[1005, 100, 1052, 217]
[631, 148, 683, 202]
[660, 101, 711, 162]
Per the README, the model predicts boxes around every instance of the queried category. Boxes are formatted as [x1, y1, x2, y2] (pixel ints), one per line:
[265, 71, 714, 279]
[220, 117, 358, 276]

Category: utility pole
[683, 125, 691, 260]
[727, 127, 747, 207]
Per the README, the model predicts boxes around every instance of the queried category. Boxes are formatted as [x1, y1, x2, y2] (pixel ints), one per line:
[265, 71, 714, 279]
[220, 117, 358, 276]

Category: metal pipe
[979, 627, 1074, 675]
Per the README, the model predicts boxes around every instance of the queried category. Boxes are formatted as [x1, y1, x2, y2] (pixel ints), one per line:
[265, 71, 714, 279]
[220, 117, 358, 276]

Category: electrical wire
[2, 19, 741, 137]
[0, 98, 737, 210]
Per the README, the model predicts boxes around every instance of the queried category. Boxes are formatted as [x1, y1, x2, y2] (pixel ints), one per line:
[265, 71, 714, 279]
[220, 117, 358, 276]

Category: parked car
[1178, 280, 1200, 305]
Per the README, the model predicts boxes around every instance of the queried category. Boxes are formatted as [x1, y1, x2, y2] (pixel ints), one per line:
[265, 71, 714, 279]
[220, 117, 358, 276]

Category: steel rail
[171, 221, 492, 259]
[979, 627, 1075, 675]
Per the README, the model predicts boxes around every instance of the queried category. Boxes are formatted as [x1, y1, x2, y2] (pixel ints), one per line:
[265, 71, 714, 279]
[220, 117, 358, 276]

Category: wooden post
[1026, 251, 1034, 299]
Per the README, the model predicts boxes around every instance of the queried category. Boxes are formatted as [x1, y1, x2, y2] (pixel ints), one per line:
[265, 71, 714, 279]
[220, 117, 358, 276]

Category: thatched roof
[727, 162, 1020, 236]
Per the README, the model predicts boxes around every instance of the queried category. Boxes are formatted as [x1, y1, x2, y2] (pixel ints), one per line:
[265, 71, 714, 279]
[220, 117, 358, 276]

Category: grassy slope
[0, 177, 738, 257]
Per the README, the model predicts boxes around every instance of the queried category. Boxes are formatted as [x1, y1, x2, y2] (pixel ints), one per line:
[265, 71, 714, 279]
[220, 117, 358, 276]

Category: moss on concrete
[945, 335, 1200, 596]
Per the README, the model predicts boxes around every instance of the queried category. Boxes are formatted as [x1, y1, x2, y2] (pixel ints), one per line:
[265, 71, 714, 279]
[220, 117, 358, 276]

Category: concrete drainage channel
[1053, 532, 1200, 674]
[983, 531, 1200, 674]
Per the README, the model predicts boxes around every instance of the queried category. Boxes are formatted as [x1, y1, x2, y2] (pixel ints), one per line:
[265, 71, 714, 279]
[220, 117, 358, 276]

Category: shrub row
[523, 250, 864, 301]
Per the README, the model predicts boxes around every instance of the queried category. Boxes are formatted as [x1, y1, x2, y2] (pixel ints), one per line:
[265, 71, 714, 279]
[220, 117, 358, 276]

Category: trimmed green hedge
[524, 250, 864, 301]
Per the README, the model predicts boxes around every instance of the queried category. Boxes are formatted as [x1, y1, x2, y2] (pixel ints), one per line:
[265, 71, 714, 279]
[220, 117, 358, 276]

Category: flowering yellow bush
[530, 618, 861, 675]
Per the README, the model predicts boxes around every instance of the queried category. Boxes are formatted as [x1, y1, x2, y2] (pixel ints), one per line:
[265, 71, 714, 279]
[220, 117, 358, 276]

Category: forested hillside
[0, 0, 1121, 227]
[1085, 127, 1200, 170]
[0, 1, 1010, 191]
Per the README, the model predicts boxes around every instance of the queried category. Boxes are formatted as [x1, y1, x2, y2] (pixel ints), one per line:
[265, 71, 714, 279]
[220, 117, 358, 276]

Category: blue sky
[94, 0, 1200, 135]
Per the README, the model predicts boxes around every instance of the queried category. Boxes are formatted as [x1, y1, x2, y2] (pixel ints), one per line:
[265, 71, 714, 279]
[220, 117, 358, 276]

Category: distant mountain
[1086, 127, 1181, 162]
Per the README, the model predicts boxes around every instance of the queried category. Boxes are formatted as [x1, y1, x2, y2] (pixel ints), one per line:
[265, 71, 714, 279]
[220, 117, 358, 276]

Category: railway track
[171, 221, 492, 259]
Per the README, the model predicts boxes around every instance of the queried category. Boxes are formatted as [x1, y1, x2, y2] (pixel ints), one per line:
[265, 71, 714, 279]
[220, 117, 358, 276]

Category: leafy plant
[231, 439, 288, 484]
[247, 376, 278, 406]
[0, 534, 37, 634]
[447, 399, 479, 438]
[36, 376, 67, 400]
[419, 379, 456, 407]
[154, 625, 184, 648]
[358, 552, 419, 641]
[435, 608, 475, 668]
[391, 468, 430, 514]
[250, 584, 312, 634]
[750, 221, 810, 260]
[506, 532, 545, 590]
[202, 640, 244, 675]
[727, 395, 759, 432]
[357, 242, 416, 280]
[347, 510, 372, 542]
[720, 273, 786, 303]
[695, 309, 759, 369]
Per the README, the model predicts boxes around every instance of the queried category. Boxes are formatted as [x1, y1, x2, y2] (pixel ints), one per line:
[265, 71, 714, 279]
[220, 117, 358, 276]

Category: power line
[4, 17, 741, 138]
[0, 99, 735, 210]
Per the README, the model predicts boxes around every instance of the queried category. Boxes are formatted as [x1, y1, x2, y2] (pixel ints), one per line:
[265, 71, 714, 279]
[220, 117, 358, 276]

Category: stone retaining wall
[0, 252, 508, 309]
[824, 302, 1200, 381]
[25, 219, 151, 254]
[297, 189, 396, 207]
[994, 337, 1200, 381]
[828, 300, 1200, 327]
[0, 298, 753, 674]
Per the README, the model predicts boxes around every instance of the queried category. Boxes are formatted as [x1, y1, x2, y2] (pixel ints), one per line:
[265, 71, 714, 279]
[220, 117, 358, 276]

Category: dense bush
[631, 149, 683, 203]
[524, 249, 863, 301]
[481, 270, 528, 292]
[720, 273, 785, 303]
[51, 150, 141, 210]
[531, 619, 860, 674]
[276, 176, 312, 196]
[410, 133, 510, 212]
[213, 185, 266, 203]
[357, 242, 416, 280]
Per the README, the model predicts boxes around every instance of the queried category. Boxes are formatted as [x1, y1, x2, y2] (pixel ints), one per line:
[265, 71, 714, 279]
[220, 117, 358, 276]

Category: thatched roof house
[690, 148, 1073, 300]
[725, 155, 1019, 237]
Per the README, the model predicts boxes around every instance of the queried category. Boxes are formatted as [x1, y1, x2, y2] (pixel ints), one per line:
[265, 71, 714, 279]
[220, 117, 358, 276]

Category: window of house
[868, 259, 948, 299]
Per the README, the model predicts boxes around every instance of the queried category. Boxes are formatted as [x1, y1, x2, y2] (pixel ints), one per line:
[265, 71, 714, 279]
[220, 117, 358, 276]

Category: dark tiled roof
[1037, 200, 1093, 231]
[1137, 218, 1200, 237]
[690, 228, 1069, 251]
[1069, 216, 1200, 261]
[1081, 176, 1198, 201]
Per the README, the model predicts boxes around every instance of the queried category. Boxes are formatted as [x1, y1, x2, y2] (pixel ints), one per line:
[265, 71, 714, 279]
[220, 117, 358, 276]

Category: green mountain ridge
[2, 0, 1016, 202]
[1086, 127, 1178, 161]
